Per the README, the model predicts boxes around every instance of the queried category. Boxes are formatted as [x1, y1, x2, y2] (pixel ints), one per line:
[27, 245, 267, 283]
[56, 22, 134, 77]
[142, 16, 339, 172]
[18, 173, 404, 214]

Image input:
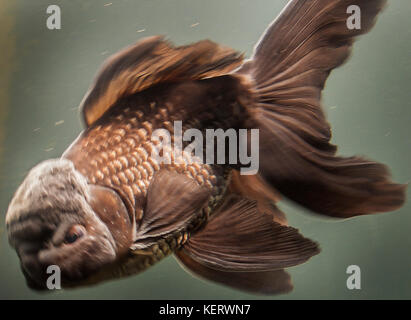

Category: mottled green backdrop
[0, 0, 410, 299]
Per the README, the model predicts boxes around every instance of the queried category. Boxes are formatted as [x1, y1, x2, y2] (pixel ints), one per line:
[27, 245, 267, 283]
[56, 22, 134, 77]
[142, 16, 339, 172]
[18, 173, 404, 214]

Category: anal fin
[175, 249, 293, 295]
[229, 170, 287, 225]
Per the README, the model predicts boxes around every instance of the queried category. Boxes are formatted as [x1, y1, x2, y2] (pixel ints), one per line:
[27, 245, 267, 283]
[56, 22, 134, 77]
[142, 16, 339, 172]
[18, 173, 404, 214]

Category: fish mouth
[12, 236, 51, 291]
[21, 267, 49, 291]
[7, 213, 60, 291]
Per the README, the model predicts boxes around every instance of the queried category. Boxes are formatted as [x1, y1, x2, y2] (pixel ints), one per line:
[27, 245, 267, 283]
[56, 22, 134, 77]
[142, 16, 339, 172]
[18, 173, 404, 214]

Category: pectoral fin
[181, 194, 320, 272]
[134, 170, 211, 243]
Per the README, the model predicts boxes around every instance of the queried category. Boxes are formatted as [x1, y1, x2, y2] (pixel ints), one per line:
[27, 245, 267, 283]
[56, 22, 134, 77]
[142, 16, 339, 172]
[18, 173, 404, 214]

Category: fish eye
[64, 225, 86, 244]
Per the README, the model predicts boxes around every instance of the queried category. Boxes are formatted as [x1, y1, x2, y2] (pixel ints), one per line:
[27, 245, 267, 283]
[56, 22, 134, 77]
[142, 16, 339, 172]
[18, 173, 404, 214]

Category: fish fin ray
[228, 171, 286, 225]
[235, 0, 406, 217]
[182, 194, 320, 271]
[134, 169, 210, 244]
[81, 36, 243, 126]
[175, 249, 293, 295]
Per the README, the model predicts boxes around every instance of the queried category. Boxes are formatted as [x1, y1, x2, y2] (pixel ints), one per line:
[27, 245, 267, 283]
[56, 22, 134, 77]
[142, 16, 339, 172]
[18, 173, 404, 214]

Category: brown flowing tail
[235, 0, 406, 218]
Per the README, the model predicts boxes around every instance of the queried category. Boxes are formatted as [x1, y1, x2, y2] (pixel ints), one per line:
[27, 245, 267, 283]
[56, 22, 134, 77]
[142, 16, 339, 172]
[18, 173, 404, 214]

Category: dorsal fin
[80, 36, 244, 126]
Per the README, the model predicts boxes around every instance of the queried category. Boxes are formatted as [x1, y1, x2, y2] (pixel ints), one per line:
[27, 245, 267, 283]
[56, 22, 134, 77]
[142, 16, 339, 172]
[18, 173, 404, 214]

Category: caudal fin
[235, 0, 406, 218]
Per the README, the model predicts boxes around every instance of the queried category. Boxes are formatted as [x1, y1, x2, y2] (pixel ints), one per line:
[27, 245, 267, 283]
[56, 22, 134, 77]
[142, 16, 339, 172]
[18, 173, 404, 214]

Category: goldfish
[6, 0, 405, 294]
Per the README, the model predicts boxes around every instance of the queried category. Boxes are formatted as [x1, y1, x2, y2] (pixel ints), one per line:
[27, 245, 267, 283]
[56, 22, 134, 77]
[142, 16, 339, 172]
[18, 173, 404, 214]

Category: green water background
[0, 0, 410, 299]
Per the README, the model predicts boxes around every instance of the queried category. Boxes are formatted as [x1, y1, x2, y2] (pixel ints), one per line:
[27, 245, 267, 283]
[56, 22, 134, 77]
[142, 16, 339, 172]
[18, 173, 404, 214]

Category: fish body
[6, 0, 406, 294]
[64, 77, 246, 220]
[62, 78, 246, 283]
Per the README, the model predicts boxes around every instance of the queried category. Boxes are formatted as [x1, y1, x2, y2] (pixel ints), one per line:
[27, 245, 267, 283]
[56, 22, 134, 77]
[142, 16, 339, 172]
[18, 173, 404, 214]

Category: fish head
[5, 158, 133, 290]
